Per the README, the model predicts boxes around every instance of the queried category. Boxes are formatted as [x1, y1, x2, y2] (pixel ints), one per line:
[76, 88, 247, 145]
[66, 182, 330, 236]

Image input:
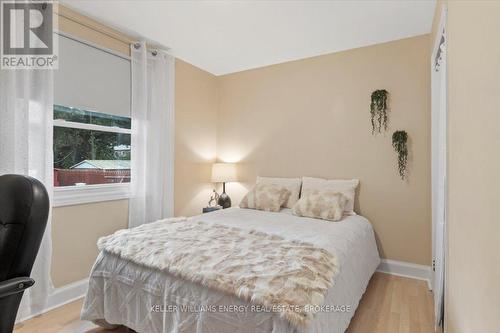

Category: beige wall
[431, 2, 500, 332]
[174, 60, 218, 217]
[51, 6, 218, 287]
[217, 35, 432, 265]
[51, 200, 129, 286]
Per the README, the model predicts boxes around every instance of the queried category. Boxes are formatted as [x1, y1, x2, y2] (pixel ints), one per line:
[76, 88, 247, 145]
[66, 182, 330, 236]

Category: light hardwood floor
[14, 273, 440, 333]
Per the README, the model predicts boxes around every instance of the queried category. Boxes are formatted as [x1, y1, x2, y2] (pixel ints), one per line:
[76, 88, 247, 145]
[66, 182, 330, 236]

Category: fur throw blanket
[97, 218, 339, 327]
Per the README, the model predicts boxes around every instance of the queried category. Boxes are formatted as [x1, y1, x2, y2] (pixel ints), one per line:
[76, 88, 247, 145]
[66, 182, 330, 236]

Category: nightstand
[202, 206, 222, 214]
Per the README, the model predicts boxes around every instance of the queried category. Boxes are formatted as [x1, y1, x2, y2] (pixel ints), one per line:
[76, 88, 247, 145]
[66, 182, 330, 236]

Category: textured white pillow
[292, 190, 348, 222]
[239, 183, 291, 212]
[256, 176, 302, 208]
[301, 177, 359, 214]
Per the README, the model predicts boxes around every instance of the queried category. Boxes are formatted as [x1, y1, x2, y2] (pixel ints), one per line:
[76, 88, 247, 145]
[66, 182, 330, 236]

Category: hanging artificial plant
[370, 89, 389, 134]
[392, 130, 408, 180]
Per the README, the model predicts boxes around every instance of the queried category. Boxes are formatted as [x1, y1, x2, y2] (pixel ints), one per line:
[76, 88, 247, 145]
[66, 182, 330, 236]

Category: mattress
[81, 207, 380, 333]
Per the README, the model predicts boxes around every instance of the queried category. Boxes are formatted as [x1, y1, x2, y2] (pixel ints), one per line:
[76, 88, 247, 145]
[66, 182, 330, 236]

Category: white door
[431, 6, 447, 328]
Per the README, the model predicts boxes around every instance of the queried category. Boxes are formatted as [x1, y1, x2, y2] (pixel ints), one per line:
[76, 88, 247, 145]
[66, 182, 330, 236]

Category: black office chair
[0, 175, 49, 333]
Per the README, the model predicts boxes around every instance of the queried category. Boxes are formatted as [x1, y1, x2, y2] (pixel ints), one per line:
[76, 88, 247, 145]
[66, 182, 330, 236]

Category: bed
[81, 207, 380, 333]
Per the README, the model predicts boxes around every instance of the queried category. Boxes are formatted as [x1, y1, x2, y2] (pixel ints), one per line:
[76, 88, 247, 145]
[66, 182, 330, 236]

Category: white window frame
[53, 119, 132, 134]
[53, 183, 131, 207]
[53, 116, 132, 207]
[53, 31, 132, 207]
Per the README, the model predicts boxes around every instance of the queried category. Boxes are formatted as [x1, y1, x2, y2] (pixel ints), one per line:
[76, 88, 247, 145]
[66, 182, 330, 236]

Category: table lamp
[211, 163, 237, 208]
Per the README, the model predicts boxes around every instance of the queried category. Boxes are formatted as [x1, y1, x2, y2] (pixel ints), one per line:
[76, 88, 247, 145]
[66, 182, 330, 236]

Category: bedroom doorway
[431, 5, 447, 330]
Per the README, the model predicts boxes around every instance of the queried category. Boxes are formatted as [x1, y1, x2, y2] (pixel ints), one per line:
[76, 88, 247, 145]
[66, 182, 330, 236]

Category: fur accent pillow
[292, 190, 348, 222]
[240, 183, 291, 212]
[256, 176, 302, 208]
[301, 177, 359, 215]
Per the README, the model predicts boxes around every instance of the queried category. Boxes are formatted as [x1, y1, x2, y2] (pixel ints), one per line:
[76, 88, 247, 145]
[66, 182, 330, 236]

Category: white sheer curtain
[0, 69, 54, 319]
[129, 41, 175, 228]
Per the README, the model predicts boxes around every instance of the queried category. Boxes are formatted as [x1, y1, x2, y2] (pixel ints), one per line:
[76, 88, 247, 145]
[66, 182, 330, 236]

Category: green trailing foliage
[370, 89, 389, 134]
[392, 130, 408, 180]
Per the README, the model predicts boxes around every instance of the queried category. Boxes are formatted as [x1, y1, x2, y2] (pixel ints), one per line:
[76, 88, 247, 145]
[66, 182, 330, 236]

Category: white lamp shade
[211, 163, 237, 183]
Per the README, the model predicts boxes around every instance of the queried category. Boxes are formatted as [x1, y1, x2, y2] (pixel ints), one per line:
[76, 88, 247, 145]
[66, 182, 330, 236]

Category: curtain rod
[133, 42, 169, 57]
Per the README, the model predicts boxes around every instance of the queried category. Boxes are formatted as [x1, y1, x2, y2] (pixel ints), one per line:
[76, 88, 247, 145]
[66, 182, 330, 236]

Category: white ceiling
[61, 0, 436, 76]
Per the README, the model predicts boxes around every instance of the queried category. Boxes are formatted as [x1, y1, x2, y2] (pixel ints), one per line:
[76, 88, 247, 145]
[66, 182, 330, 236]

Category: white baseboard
[377, 259, 432, 290]
[16, 278, 88, 324]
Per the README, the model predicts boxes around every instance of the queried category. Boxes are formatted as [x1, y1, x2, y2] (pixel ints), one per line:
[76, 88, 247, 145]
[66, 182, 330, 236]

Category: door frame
[430, 4, 448, 328]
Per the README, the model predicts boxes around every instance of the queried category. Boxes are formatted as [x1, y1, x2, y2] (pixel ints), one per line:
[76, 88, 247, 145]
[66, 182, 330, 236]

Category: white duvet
[81, 207, 380, 333]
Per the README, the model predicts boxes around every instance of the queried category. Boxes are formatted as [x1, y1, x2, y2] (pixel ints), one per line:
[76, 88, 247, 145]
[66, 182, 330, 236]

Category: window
[53, 33, 131, 207]
[53, 105, 131, 187]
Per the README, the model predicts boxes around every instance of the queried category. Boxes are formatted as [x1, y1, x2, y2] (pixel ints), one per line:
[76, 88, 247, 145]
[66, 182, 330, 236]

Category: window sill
[53, 183, 131, 207]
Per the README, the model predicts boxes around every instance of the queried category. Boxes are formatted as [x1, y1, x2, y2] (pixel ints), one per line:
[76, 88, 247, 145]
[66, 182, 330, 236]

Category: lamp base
[217, 192, 231, 209]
